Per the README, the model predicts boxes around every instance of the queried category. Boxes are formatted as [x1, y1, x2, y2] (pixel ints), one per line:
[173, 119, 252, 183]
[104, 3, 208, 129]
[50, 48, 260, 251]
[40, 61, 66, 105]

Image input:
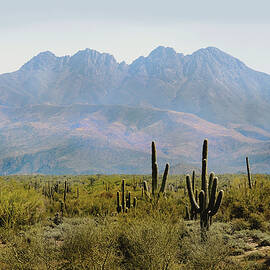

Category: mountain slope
[0, 104, 268, 174]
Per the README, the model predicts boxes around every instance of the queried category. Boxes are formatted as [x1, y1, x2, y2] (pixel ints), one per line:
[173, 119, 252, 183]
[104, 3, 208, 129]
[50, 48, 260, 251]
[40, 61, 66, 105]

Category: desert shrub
[0, 180, 46, 228]
[179, 227, 233, 270]
[117, 217, 183, 270]
[248, 213, 267, 231]
[60, 218, 121, 269]
[230, 202, 249, 219]
[231, 218, 250, 231]
[245, 252, 265, 261]
[0, 228, 58, 270]
[245, 230, 270, 245]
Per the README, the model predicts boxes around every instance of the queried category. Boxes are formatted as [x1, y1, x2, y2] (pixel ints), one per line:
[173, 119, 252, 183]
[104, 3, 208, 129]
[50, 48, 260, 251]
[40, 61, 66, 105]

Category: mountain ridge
[0, 46, 270, 174]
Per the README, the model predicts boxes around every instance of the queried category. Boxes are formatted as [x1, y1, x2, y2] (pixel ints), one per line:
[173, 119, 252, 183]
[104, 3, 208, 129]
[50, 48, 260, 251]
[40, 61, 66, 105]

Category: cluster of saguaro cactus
[103, 182, 111, 192]
[186, 139, 224, 233]
[143, 141, 169, 199]
[41, 180, 71, 206]
[42, 182, 58, 200]
[116, 179, 137, 213]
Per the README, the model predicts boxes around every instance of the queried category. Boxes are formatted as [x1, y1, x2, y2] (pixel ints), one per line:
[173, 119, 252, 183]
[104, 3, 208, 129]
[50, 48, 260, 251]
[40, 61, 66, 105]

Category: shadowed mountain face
[0, 46, 270, 174]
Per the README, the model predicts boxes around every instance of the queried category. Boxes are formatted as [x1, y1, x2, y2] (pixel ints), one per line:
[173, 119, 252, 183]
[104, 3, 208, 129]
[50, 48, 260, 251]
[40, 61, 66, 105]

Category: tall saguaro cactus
[186, 139, 224, 234]
[121, 179, 126, 212]
[151, 141, 158, 195]
[149, 141, 169, 197]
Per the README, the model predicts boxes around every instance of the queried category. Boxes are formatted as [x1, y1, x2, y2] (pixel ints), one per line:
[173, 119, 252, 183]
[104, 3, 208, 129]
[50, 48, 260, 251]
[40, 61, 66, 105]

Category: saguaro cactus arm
[208, 172, 214, 198]
[201, 159, 208, 205]
[208, 177, 218, 211]
[143, 180, 151, 200]
[209, 190, 224, 216]
[186, 175, 200, 212]
[192, 170, 195, 193]
[143, 181, 149, 193]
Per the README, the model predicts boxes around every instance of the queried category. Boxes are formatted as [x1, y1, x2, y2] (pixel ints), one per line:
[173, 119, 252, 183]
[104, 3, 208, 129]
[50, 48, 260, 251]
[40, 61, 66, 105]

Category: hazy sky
[1, 0, 270, 74]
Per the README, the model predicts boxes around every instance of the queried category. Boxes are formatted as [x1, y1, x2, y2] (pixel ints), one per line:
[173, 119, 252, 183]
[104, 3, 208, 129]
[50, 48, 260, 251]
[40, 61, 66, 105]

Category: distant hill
[0, 46, 270, 174]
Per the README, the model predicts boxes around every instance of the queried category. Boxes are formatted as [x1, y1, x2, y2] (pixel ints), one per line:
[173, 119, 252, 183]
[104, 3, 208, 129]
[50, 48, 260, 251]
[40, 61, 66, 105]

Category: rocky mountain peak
[20, 51, 58, 71]
[190, 46, 247, 71]
[70, 48, 118, 66]
[129, 46, 184, 78]
[148, 46, 178, 59]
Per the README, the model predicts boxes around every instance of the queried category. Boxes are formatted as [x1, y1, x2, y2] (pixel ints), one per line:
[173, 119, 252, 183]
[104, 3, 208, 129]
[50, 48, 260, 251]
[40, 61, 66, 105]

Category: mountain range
[0, 46, 270, 174]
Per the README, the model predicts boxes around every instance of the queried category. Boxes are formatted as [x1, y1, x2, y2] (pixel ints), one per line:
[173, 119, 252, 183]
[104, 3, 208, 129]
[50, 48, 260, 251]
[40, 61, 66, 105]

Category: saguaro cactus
[246, 157, 252, 189]
[150, 141, 169, 197]
[116, 191, 122, 213]
[121, 179, 126, 212]
[133, 197, 137, 208]
[186, 139, 224, 233]
[64, 180, 67, 203]
[127, 192, 131, 209]
[152, 141, 158, 196]
[159, 163, 169, 194]
[116, 179, 135, 213]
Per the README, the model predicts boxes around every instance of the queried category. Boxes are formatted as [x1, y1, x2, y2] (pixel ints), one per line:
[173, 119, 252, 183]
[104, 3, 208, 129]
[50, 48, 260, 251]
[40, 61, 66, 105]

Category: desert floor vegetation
[0, 172, 269, 269]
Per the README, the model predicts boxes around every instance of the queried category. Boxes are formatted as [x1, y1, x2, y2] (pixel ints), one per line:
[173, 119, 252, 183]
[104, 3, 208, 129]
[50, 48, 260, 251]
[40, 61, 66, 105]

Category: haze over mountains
[0, 46, 270, 174]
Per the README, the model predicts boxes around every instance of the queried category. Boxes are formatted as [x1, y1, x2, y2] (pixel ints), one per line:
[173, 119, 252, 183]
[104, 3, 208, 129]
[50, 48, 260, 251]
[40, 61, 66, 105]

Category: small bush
[231, 219, 250, 231]
[60, 219, 121, 269]
[248, 213, 267, 231]
[245, 252, 265, 261]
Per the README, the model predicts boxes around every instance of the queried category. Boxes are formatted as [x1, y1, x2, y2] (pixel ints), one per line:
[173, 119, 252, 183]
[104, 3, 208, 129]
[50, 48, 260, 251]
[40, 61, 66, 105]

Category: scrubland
[0, 172, 269, 270]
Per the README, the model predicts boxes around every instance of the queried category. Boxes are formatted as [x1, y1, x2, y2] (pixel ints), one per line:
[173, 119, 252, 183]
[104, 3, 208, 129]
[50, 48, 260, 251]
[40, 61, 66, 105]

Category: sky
[1, 0, 270, 74]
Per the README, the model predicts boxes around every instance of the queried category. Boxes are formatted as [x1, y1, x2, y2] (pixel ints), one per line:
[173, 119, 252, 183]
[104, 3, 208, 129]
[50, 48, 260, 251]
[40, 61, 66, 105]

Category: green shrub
[0, 181, 46, 228]
[248, 213, 267, 231]
[60, 218, 121, 269]
[0, 228, 58, 270]
[179, 227, 233, 270]
[231, 219, 250, 231]
[117, 217, 182, 270]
